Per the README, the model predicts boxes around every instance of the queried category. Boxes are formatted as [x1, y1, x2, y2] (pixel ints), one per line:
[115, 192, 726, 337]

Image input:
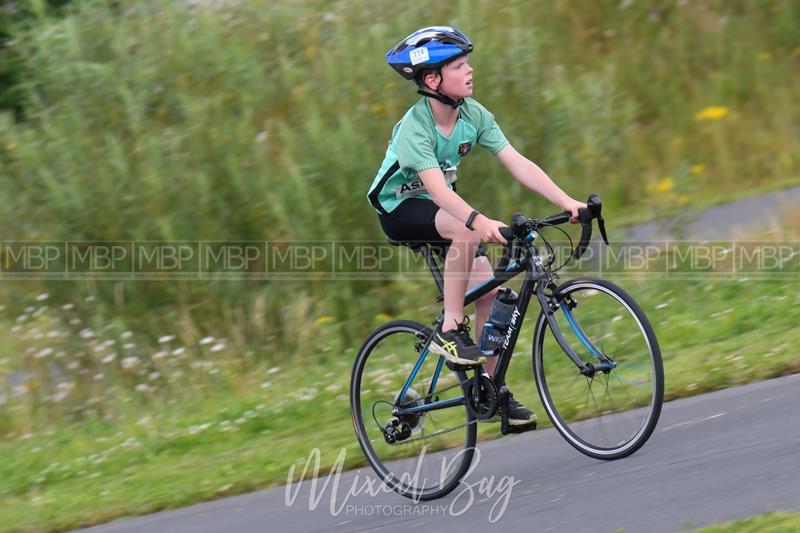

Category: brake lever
[597, 216, 609, 245]
[586, 192, 609, 245]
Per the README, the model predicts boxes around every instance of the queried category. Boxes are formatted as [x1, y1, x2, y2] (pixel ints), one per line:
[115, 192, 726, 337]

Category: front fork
[536, 281, 616, 377]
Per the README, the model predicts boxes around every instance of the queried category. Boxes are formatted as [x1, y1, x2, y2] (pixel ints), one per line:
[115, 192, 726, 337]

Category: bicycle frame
[395, 233, 615, 418]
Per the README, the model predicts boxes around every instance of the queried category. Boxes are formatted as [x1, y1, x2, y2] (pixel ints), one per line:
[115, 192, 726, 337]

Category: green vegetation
[0, 0, 799, 530]
[695, 511, 800, 532]
[3, 273, 800, 531]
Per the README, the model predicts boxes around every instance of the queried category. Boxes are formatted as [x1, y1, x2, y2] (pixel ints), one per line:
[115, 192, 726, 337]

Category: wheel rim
[534, 282, 661, 456]
[351, 323, 476, 497]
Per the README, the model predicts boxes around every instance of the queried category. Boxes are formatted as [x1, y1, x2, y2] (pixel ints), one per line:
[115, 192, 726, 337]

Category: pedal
[503, 421, 537, 434]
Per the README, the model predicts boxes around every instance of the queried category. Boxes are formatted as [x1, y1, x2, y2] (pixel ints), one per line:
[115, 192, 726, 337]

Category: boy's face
[437, 56, 473, 100]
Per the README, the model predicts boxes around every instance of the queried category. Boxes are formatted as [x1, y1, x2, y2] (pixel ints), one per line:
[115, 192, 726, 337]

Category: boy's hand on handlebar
[561, 198, 588, 223]
[473, 215, 509, 245]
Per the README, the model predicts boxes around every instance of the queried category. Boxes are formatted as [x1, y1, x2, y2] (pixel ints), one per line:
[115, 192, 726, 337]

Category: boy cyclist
[367, 27, 585, 425]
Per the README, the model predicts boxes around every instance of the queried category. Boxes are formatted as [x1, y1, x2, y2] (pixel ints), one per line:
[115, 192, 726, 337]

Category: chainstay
[389, 418, 478, 446]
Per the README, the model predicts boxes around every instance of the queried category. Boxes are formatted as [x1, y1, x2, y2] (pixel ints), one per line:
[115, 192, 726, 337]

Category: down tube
[490, 272, 538, 389]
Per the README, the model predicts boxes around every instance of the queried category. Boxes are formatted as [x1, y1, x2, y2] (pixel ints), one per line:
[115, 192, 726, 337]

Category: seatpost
[424, 245, 445, 296]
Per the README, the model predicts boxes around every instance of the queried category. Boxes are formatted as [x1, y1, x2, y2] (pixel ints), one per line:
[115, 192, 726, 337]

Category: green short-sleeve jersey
[367, 97, 509, 215]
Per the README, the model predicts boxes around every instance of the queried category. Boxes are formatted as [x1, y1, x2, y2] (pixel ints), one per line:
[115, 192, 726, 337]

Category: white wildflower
[158, 334, 176, 344]
[36, 293, 49, 301]
[172, 347, 186, 356]
[210, 343, 225, 352]
[121, 357, 139, 370]
[200, 336, 215, 345]
[35, 347, 54, 359]
[62, 303, 74, 311]
[101, 353, 117, 364]
[296, 388, 318, 401]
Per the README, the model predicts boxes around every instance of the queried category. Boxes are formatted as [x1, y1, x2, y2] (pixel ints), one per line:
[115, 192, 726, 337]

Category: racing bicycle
[350, 194, 664, 500]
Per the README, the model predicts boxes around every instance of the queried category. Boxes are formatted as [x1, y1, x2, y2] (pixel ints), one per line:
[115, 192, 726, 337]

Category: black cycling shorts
[377, 198, 486, 258]
[378, 198, 447, 245]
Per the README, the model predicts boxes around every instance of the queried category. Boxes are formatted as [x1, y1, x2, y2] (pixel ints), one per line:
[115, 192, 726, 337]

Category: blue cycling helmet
[387, 26, 472, 80]
[386, 26, 473, 108]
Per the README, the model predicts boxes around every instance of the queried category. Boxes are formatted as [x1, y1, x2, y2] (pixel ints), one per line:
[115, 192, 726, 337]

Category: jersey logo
[396, 169, 458, 199]
[458, 142, 472, 157]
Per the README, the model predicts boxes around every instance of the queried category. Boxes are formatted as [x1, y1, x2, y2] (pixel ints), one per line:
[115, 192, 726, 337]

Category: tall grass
[0, 0, 798, 436]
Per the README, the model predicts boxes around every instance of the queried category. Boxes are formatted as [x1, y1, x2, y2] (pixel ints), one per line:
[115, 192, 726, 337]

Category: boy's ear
[424, 71, 441, 91]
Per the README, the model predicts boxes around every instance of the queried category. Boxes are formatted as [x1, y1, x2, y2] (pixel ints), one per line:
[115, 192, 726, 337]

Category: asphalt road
[77, 373, 800, 533]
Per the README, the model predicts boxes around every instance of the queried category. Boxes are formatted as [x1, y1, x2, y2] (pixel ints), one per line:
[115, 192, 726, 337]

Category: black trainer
[429, 317, 487, 368]
[507, 390, 537, 426]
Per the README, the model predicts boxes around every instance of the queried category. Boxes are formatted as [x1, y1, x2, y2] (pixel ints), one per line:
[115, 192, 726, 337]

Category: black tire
[350, 319, 477, 500]
[533, 277, 664, 460]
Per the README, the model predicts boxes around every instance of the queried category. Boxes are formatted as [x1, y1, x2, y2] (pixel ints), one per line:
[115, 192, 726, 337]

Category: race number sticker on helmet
[409, 47, 430, 66]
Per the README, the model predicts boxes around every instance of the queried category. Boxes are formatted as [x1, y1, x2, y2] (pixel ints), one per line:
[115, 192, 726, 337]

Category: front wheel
[533, 277, 664, 460]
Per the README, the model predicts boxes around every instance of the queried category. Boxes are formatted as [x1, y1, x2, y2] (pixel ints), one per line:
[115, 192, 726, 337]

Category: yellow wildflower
[313, 315, 334, 327]
[758, 52, 771, 61]
[6, 143, 16, 151]
[690, 164, 705, 175]
[695, 106, 729, 121]
[376, 313, 392, 322]
[656, 177, 674, 193]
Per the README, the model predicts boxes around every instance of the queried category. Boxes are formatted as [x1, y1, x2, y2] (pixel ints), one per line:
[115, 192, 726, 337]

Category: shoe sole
[480, 415, 537, 426]
[508, 415, 538, 426]
[428, 340, 487, 367]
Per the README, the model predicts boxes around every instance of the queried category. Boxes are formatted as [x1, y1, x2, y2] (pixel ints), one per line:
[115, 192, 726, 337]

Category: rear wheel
[533, 278, 663, 459]
[350, 319, 476, 500]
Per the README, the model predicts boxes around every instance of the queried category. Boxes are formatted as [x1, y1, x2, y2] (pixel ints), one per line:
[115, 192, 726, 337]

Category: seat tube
[424, 247, 444, 295]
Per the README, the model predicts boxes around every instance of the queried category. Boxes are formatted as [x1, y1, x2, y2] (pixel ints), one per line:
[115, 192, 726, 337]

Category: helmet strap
[416, 88, 464, 109]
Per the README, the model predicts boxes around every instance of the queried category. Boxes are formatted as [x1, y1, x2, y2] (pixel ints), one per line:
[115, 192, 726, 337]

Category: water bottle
[479, 288, 518, 356]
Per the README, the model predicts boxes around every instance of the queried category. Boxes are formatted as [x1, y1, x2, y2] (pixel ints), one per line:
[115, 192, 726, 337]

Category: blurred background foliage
[0, 0, 798, 431]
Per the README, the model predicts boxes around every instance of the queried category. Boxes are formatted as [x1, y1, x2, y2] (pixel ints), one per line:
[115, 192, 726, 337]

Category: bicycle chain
[389, 418, 478, 446]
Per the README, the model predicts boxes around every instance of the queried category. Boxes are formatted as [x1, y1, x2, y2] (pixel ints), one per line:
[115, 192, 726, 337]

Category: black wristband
[466, 210, 480, 230]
